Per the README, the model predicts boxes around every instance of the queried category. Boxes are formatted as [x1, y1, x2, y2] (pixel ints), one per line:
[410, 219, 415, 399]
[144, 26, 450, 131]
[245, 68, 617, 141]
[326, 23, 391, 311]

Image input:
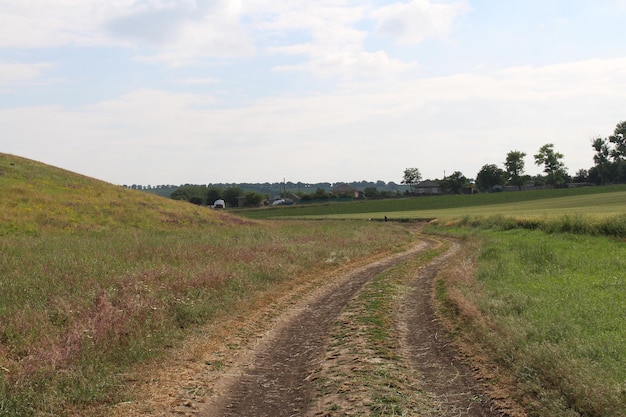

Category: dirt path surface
[199, 237, 504, 417]
[399, 242, 499, 416]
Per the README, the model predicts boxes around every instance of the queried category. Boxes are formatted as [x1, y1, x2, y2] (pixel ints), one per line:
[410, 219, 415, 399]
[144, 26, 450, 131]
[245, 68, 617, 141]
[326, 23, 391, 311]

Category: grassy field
[3, 152, 626, 416]
[238, 184, 626, 221]
[430, 217, 626, 416]
[0, 154, 414, 415]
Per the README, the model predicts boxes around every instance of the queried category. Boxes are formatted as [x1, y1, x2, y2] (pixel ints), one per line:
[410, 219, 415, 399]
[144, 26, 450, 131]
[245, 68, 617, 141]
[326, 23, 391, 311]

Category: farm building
[414, 180, 441, 195]
[331, 183, 364, 199]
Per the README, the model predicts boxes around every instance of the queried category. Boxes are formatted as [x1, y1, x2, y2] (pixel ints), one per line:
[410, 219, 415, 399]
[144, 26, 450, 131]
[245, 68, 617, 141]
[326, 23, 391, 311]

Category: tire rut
[399, 241, 502, 416]
[201, 241, 434, 417]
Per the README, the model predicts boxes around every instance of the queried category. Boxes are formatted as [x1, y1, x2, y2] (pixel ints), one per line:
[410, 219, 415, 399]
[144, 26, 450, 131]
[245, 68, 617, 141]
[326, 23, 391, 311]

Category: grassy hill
[0, 153, 229, 235]
[0, 154, 413, 415]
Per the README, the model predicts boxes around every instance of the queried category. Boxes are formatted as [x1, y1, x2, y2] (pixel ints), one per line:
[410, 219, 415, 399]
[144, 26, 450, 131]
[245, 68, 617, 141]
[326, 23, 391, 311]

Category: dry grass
[0, 154, 415, 415]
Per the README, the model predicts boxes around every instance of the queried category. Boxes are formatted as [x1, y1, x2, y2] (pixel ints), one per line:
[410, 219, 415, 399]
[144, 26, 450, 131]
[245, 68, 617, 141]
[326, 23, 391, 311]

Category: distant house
[414, 180, 441, 195]
[331, 183, 364, 199]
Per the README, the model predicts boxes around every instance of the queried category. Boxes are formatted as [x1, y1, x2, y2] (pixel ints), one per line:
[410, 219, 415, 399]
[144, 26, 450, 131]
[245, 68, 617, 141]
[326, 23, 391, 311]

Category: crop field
[239, 184, 626, 221]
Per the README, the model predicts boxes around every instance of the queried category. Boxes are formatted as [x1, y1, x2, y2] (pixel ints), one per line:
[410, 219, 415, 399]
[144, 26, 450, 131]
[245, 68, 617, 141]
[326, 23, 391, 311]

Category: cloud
[0, 62, 55, 89]
[108, 0, 255, 65]
[372, 0, 470, 44]
[4, 56, 626, 184]
[257, 1, 417, 77]
[0, 0, 253, 63]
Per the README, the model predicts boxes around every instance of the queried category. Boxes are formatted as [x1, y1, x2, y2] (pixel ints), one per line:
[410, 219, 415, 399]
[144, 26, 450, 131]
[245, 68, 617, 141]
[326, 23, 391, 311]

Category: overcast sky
[2, 1, 626, 185]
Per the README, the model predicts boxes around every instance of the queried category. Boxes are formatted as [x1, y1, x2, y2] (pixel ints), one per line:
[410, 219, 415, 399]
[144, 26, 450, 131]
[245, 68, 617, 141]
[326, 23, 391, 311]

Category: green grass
[5, 152, 626, 416]
[0, 154, 414, 415]
[434, 225, 626, 417]
[238, 185, 626, 220]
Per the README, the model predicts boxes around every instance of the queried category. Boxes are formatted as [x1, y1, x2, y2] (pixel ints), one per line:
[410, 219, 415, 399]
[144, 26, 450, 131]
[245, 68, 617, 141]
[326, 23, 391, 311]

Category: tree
[223, 186, 243, 207]
[572, 169, 588, 183]
[243, 192, 264, 207]
[475, 164, 505, 192]
[440, 171, 468, 194]
[592, 137, 612, 184]
[206, 187, 223, 205]
[609, 120, 626, 160]
[401, 168, 422, 194]
[364, 187, 380, 199]
[534, 143, 567, 186]
[504, 150, 527, 190]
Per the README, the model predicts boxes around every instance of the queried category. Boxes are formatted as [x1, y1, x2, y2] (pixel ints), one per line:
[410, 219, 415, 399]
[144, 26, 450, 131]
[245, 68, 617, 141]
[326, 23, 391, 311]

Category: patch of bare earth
[101, 231, 514, 417]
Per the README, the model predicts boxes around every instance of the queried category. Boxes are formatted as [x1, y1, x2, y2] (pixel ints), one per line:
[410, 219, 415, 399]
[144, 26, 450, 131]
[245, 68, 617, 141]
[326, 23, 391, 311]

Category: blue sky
[2, 0, 626, 185]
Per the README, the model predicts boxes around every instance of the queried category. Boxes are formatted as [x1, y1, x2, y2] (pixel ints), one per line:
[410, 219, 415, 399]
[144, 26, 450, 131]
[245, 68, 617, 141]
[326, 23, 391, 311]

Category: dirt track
[199, 237, 503, 417]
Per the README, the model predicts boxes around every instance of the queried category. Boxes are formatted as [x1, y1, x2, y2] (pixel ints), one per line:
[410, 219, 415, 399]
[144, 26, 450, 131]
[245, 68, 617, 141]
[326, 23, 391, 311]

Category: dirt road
[199, 237, 503, 417]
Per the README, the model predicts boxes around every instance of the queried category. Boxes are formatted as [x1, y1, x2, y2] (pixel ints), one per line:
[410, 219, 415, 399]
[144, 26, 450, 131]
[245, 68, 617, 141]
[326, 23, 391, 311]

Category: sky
[2, 1, 626, 186]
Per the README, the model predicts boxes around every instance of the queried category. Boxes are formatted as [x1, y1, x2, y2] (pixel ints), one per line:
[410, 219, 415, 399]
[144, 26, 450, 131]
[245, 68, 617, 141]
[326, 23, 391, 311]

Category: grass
[238, 184, 626, 221]
[432, 223, 626, 417]
[5, 152, 626, 416]
[312, 241, 447, 416]
[0, 154, 414, 415]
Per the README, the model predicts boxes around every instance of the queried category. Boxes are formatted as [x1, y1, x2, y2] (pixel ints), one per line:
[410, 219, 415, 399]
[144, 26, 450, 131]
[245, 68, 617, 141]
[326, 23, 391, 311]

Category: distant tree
[401, 168, 422, 194]
[504, 150, 527, 190]
[364, 187, 380, 199]
[534, 143, 567, 186]
[475, 164, 505, 192]
[592, 137, 612, 184]
[223, 186, 243, 207]
[171, 185, 208, 204]
[573, 169, 589, 183]
[243, 192, 264, 207]
[609, 120, 626, 160]
[206, 187, 223, 205]
[441, 171, 468, 194]
[313, 188, 330, 200]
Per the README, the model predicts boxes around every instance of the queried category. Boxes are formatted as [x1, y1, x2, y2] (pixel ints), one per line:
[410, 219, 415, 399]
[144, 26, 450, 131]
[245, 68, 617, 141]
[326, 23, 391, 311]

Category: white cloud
[0, 62, 55, 89]
[372, 0, 470, 44]
[4, 57, 625, 184]
[256, 1, 418, 77]
[0, 0, 253, 63]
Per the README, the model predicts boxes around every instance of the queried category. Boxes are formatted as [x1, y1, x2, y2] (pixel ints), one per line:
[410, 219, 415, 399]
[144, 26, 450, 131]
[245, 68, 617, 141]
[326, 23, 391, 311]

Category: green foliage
[440, 170, 468, 194]
[505, 150, 527, 190]
[401, 167, 422, 192]
[222, 186, 243, 207]
[240, 184, 626, 221]
[243, 191, 264, 207]
[471, 230, 626, 416]
[534, 143, 567, 185]
[476, 164, 506, 192]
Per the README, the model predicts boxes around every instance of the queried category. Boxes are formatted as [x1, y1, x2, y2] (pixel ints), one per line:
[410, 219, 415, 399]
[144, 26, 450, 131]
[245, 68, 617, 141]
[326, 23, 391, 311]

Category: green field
[2, 153, 626, 416]
[238, 185, 626, 221]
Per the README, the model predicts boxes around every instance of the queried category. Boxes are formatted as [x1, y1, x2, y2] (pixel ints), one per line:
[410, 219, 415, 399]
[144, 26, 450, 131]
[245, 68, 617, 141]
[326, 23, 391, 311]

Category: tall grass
[0, 221, 412, 415]
[435, 224, 626, 417]
[455, 213, 626, 237]
[0, 154, 416, 415]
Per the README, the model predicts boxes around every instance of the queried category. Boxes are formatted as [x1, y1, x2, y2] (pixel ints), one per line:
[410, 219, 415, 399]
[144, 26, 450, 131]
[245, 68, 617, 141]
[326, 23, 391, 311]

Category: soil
[109, 231, 511, 417]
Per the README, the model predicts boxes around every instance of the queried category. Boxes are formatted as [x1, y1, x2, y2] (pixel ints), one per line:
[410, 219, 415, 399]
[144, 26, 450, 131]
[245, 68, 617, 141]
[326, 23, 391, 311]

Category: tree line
[403, 120, 626, 193]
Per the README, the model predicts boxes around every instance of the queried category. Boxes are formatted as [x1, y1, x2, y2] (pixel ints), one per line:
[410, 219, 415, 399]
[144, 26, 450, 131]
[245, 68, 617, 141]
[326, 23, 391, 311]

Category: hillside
[0, 153, 230, 235]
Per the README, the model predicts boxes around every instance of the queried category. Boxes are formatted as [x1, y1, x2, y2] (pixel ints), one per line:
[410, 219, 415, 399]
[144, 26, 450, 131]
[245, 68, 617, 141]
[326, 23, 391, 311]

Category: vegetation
[401, 167, 422, 193]
[0, 154, 413, 415]
[4, 150, 626, 416]
[238, 184, 626, 221]
[432, 221, 626, 416]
